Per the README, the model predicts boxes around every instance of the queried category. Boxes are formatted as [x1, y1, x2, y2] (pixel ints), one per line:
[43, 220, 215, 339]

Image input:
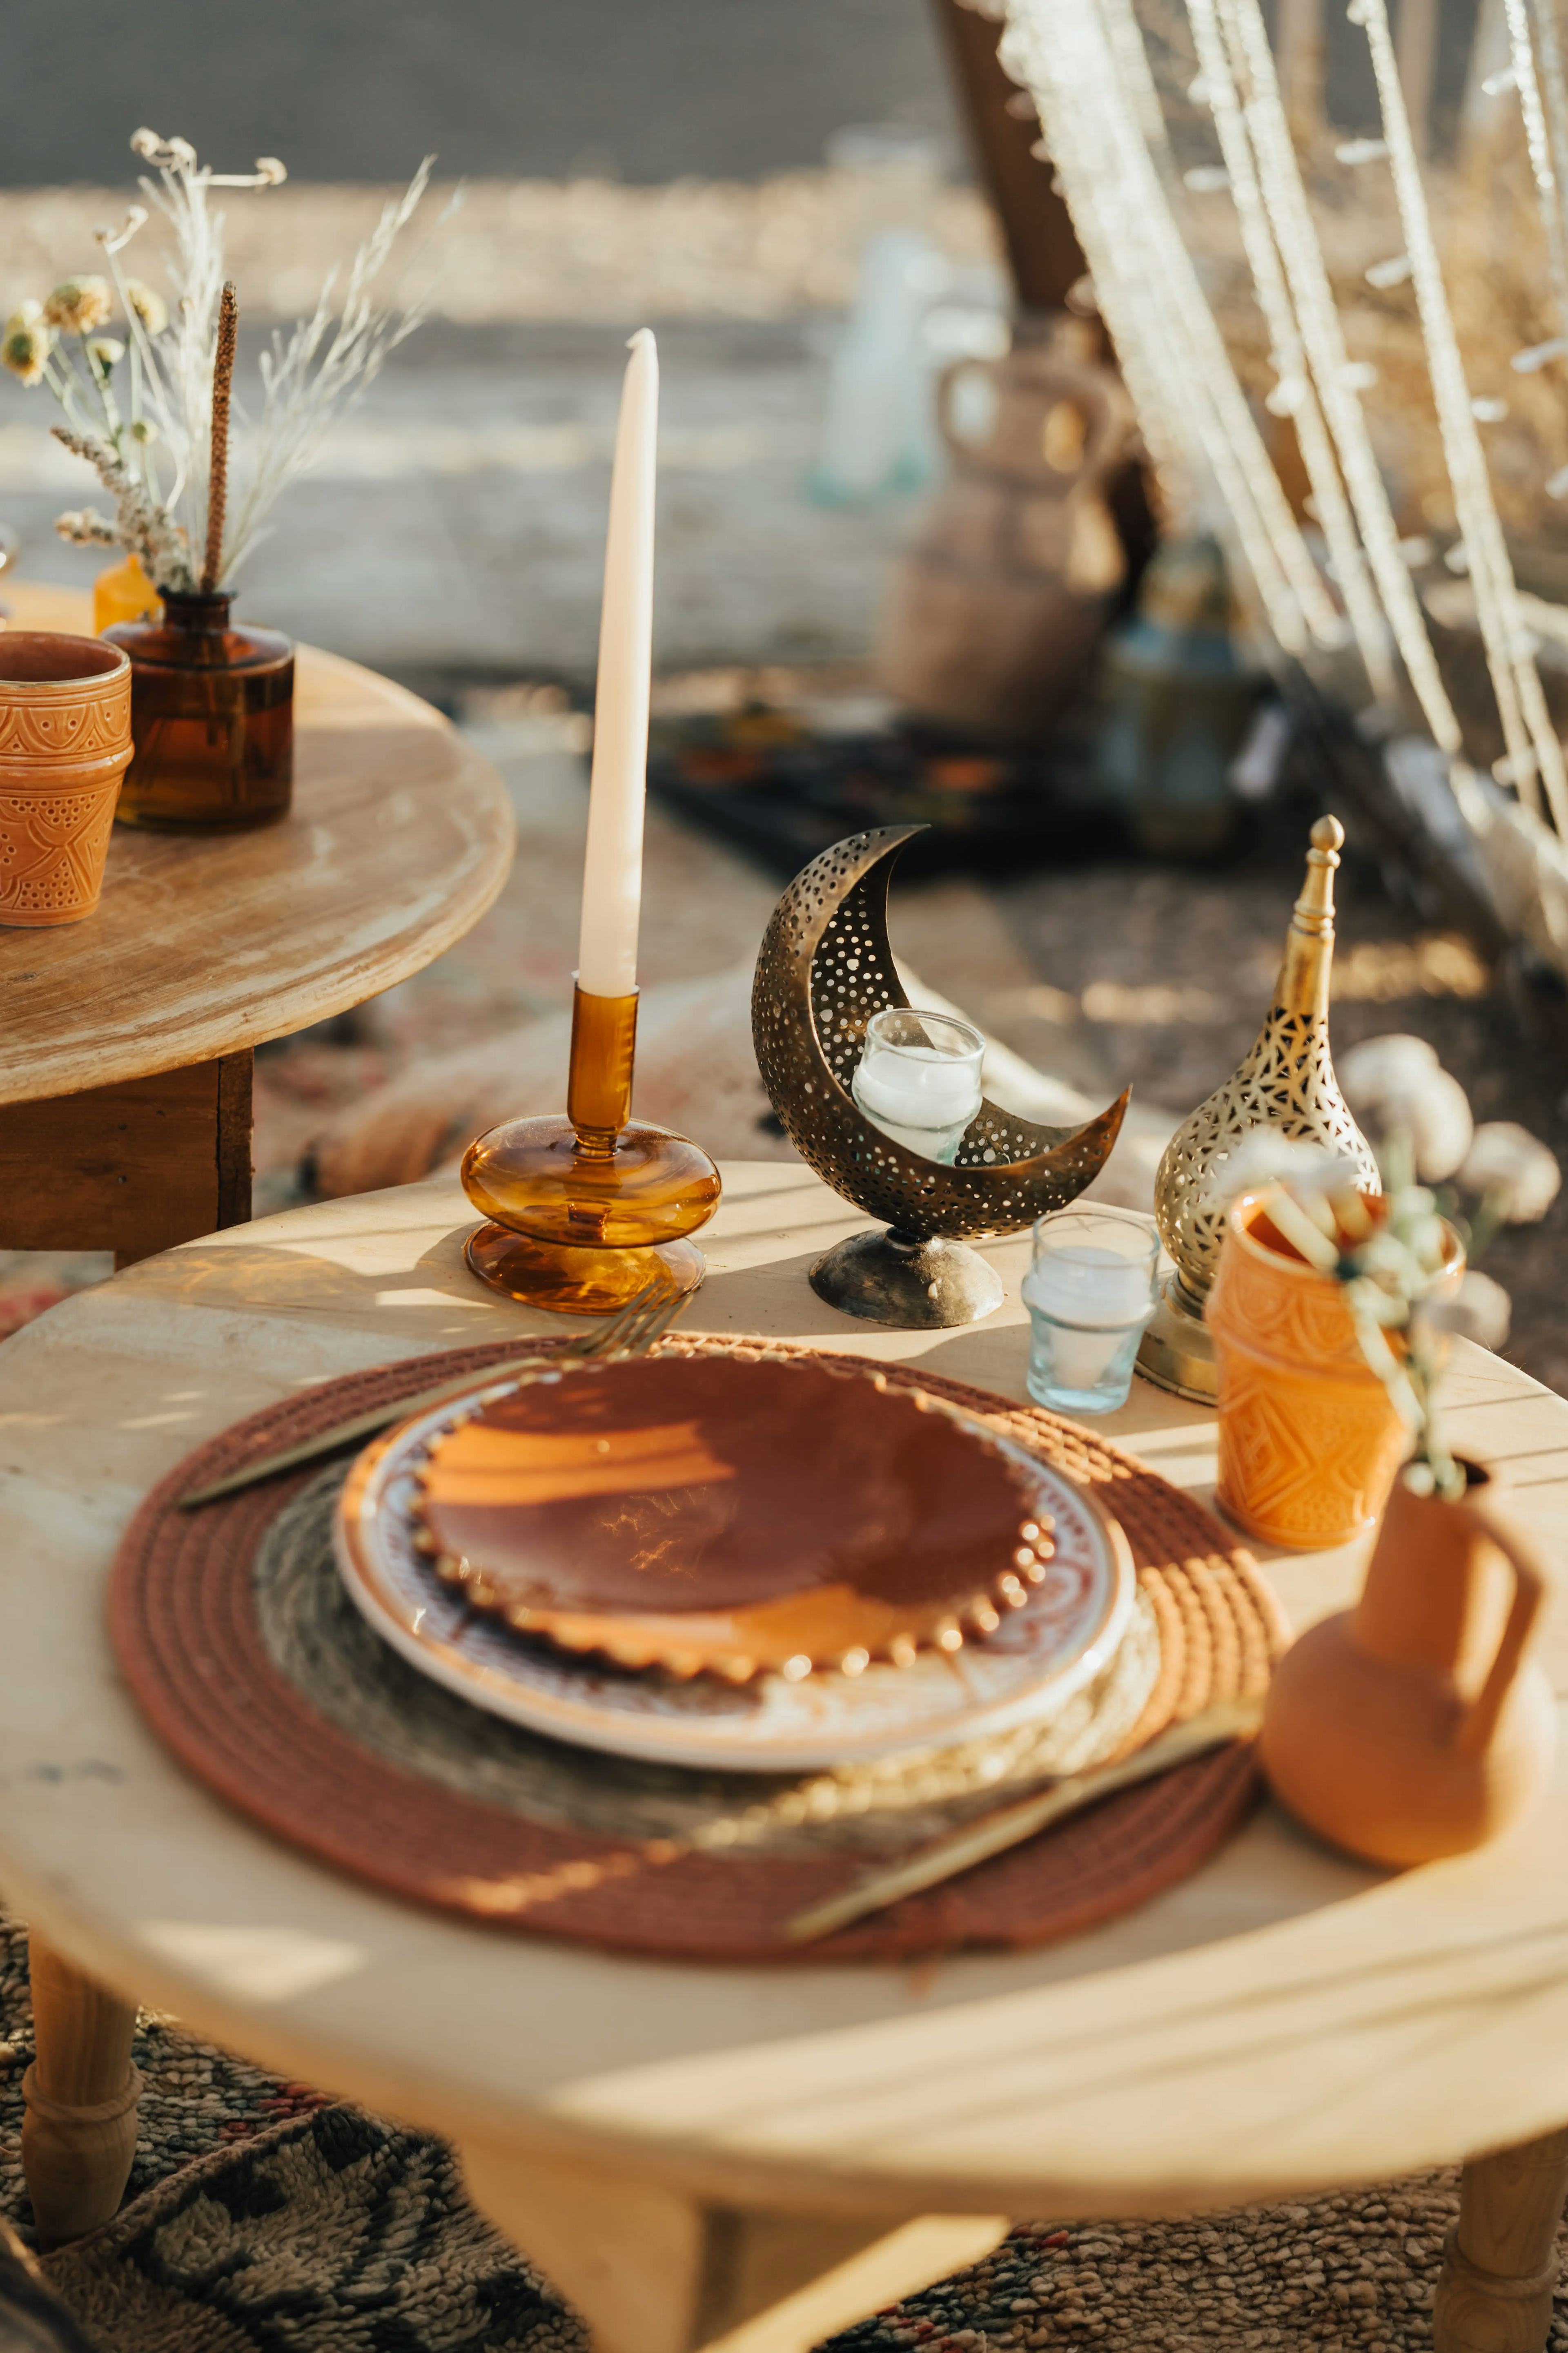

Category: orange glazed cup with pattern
[0, 632, 132, 926]
[1207, 1187, 1462, 1552]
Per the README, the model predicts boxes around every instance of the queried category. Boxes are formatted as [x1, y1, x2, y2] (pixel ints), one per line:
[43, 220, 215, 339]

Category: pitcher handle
[1456, 1503, 1552, 1759]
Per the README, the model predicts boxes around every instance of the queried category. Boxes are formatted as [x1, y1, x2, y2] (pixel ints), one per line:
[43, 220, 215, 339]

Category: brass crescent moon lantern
[752, 826, 1131, 1328]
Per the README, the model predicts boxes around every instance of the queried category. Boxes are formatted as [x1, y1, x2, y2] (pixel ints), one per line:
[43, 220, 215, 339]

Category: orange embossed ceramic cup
[0, 632, 132, 925]
[1207, 1186, 1462, 1552]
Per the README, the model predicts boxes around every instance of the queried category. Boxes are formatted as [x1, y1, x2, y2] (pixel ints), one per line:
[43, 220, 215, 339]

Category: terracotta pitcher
[1261, 1469, 1556, 1865]
[1207, 1188, 1461, 1550]
[876, 318, 1138, 743]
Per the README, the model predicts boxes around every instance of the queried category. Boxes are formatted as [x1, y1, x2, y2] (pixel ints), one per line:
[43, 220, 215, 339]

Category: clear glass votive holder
[851, 1006, 985, 1165]
[1022, 1203, 1161, 1415]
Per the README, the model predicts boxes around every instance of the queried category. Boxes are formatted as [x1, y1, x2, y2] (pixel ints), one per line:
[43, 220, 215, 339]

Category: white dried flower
[1340, 1034, 1472, 1180]
[1338, 1033, 1440, 1107]
[95, 205, 149, 259]
[128, 417, 156, 443]
[1459, 1122, 1561, 1222]
[1427, 1269, 1512, 1350]
[131, 129, 196, 168]
[1217, 1131, 1346, 1201]
[124, 278, 167, 335]
[1, 303, 52, 386]
[53, 507, 119, 546]
[1394, 1066, 1474, 1181]
[44, 276, 113, 333]
[253, 156, 288, 185]
[1364, 1205, 1448, 1281]
[85, 337, 125, 370]
[50, 424, 196, 588]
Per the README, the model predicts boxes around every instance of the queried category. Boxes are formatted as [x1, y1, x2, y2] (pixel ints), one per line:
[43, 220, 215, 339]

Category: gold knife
[783, 1693, 1265, 1945]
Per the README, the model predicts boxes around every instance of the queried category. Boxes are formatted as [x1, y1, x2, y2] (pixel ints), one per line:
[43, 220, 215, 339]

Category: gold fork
[178, 1278, 690, 1510]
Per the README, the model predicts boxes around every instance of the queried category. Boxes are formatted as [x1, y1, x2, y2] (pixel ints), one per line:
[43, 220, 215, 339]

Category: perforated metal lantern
[751, 825, 1131, 1326]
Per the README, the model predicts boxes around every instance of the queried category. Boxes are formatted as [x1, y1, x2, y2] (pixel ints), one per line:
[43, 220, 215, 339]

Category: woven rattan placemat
[109, 1338, 1287, 1963]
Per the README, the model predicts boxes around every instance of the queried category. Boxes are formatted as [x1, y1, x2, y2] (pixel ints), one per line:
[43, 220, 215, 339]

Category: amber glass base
[465, 1224, 707, 1315]
[462, 1114, 721, 1249]
[461, 1108, 722, 1315]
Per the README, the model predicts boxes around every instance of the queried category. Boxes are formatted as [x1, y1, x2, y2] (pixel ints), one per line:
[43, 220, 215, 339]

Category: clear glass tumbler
[1022, 1204, 1160, 1414]
[851, 1006, 985, 1164]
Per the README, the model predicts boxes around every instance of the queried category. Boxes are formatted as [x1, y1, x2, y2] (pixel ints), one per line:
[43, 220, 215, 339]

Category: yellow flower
[124, 278, 168, 336]
[44, 276, 113, 333]
[1, 303, 52, 386]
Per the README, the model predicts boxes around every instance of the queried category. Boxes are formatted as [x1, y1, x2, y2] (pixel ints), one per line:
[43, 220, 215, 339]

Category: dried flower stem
[202, 279, 237, 591]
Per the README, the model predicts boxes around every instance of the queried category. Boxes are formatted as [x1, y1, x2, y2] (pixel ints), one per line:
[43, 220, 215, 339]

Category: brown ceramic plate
[401, 1351, 1051, 1679]
[332, 1349, 1137, 1771]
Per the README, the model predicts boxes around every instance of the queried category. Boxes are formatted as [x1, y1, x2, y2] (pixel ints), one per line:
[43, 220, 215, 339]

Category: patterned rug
[0, 1920, 581, 2352]
[7, 1921, 1568, 2352]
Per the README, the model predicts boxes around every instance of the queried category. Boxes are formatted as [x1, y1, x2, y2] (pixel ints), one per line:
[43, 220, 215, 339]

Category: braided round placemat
[109, 1338, 1287, 1963]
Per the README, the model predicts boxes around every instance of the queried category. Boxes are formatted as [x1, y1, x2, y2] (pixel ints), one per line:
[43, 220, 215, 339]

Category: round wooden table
[0, 582, 513, 1263]
[0, 1161, 1565, 2352]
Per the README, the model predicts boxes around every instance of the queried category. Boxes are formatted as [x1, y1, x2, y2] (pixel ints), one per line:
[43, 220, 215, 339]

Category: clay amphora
[1261, 1468, 1556, 1865]
[1207, 1188, 1459, 1550]
[876, 319, 1137, 743]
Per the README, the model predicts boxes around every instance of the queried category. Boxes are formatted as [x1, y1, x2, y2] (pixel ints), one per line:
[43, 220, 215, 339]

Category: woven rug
[0, 1923, 582, 2353]
[6, 1922, 1568, 2351]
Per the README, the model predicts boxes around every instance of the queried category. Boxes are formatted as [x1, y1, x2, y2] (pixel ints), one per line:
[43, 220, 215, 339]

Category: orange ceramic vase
[1207, 1188, 1459, 1551]
[0, 631, 132, 926]
[1261, 1469, 1556, 1864]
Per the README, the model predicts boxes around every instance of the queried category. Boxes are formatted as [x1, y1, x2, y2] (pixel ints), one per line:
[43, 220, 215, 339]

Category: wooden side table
[0, 1162, 1564, 2352]
[0, 582, 513, 1267]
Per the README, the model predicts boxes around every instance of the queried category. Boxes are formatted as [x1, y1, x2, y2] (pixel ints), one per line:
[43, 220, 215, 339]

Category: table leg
[458, 2136, 1006, 2353]
[5, 1053, 249, 2241]
[21, 1937, 141, 2249]
[0, 1050, 252, 1264]
[1433, 2123, 1568, 2353]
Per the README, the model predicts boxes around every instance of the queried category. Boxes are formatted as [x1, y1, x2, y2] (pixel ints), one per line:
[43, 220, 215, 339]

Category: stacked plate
[333, 1347, 1142, 1775]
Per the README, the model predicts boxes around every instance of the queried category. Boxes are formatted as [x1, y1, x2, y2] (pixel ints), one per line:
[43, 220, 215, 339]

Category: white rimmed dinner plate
[332, 1358, 1136, 1773]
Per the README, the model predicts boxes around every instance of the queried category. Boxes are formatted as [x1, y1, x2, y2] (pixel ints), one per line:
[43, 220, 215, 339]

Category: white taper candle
[577, 327, 658, 998]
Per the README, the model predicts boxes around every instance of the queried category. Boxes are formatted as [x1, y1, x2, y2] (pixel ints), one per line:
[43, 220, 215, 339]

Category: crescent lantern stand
[751, 826, 1131, 1330]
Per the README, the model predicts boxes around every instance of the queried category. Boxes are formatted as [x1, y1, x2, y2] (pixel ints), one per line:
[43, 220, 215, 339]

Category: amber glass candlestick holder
[460, 985, 722, 1314]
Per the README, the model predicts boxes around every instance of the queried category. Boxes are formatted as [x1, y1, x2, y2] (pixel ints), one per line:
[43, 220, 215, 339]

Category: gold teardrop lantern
[1137, 814, 1379, 1403]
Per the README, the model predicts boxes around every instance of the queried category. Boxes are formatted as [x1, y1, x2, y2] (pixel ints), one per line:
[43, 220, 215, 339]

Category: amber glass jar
[104, 590, 293, 830]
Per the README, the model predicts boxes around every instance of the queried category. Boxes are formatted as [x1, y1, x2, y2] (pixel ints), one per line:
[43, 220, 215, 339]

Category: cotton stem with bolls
[202, 280, 237, 592]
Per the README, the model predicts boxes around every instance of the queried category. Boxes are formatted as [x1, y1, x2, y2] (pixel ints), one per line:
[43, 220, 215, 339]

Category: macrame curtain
[983, 0, 1568, 969]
